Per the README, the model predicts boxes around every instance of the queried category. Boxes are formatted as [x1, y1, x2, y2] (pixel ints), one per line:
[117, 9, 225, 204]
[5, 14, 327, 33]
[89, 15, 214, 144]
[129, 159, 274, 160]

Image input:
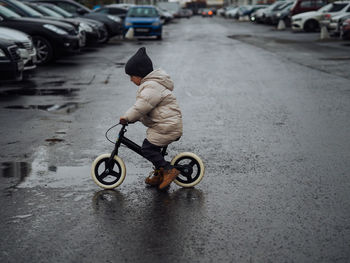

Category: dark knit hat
[125, 47, 153, 78]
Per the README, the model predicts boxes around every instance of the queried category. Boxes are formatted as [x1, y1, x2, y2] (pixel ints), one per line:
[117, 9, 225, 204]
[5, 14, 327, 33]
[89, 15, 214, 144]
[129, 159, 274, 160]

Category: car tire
[157, 34, 162, 40]
[304, 20, 319, 32]
[32, 36, 54, 65]
[97, 26, 109, 44]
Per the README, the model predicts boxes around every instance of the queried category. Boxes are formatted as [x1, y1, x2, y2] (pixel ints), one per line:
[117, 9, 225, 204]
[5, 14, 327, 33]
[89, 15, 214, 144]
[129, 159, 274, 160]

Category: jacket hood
[142, 69, 174, 91]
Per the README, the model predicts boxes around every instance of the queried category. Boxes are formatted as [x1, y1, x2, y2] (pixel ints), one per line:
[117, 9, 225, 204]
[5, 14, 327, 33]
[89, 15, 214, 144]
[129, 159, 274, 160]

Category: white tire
[171, 152, 205, 188]
[91, 154, 126, 189]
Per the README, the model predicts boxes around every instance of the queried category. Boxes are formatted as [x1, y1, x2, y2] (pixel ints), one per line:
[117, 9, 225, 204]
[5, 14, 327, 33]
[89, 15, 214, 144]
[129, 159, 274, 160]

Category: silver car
[0, 26, 37, 70]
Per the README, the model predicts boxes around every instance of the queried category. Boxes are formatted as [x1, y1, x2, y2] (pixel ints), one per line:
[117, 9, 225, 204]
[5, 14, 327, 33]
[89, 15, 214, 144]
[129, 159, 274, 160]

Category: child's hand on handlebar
[119, 117, 128, 125]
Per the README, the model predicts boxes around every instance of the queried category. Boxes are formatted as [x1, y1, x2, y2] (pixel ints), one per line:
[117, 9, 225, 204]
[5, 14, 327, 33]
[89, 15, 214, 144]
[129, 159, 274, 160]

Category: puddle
[0, 162, 31, 187]
[5, 102, 80, 113]
[0, 88, 79, 98]
[1, 146, 143, 189]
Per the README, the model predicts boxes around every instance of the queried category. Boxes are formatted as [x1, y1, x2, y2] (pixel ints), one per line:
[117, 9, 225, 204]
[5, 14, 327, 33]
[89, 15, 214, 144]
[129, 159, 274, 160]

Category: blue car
[124, 5, 162, 39]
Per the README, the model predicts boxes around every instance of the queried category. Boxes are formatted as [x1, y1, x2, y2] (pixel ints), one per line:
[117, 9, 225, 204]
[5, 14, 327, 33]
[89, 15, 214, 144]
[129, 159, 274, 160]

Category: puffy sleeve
[124, 83, 163, 123]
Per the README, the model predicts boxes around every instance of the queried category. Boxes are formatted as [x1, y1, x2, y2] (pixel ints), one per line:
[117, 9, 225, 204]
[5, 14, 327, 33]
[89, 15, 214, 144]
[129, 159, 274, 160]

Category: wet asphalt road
[1, 16, 350, 263]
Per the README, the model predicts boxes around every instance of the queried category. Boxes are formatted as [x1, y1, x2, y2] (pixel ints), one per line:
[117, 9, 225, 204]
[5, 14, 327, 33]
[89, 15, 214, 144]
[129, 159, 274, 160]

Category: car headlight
[125, 22, 132, 26]
[43, 24, 68, 35]
[80, 22, 93, 33]
[293, 18, 302, 22]
[276, 12, 281, 17]
[107, 15, 120, 23]
[152, 21, 160, 26]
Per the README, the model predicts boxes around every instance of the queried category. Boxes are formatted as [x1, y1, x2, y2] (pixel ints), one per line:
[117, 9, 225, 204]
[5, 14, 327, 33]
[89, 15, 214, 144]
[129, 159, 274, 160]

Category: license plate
[135, 28, 149, 32]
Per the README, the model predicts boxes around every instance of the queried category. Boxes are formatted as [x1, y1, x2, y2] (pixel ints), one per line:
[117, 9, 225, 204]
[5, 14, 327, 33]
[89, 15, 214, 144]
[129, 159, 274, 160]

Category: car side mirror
[76, 8, 88, 15]
[0, 16, 3, 21]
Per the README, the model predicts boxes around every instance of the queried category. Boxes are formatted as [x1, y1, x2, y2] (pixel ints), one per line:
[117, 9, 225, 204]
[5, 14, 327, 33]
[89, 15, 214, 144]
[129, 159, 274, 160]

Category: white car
[0, 27, 37, 70]
[291, 3, 333, 32]
[325, 3, 350, 32]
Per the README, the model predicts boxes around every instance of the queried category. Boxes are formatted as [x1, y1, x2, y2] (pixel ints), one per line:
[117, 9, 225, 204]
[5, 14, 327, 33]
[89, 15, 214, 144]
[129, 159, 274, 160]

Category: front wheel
[32, 36, 54, 65]
[171, 152, 205, 188]
[91, 154, 126, 189]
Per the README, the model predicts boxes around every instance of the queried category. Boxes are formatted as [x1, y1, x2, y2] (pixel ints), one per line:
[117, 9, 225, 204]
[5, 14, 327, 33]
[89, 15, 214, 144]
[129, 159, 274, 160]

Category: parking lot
[1, 13, 350, 263]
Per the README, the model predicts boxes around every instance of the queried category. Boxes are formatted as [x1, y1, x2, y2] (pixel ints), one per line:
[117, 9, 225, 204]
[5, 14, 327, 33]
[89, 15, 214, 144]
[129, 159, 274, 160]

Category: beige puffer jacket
[124, 69, 183, 147]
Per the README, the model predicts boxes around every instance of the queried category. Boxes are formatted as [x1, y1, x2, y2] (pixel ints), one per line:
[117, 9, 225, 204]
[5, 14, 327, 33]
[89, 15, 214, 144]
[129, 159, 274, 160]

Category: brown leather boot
[158, 168, 180, 190]
[145, 168, 164, 186]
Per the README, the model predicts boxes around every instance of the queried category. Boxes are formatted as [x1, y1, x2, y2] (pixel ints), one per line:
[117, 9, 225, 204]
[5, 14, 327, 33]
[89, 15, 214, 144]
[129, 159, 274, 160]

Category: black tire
[304, 20, 319, 32]
[97, 26, 109, 44]
[157, 34, 162, 40]
[171, 152, 205, 188]
[91, 154, 126, 189]
[32, 36, 54, 65]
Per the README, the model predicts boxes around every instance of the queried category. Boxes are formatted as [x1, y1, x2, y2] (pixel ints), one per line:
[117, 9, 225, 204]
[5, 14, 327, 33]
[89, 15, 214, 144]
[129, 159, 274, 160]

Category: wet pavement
[0, 16, 350, 262]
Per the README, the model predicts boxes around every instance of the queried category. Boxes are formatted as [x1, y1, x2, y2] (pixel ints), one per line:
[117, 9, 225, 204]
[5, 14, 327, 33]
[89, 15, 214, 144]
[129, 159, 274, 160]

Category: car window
[109, 8, 127, 15]
[55, 2, 79, 14]
[300, 1, 313, 8]
[346, 5, 350, 12]
[46, 4, 73, 17]
[318, 3, 332, 12]
[95, 7, 107, 13]
[315, 0, 327, 8]
[8, 0, 43, 17]
[329, 3, 348, 12]
[36, 5, 63, 18]
[0, 4, 21, 18]
[127, 7, 158, 17]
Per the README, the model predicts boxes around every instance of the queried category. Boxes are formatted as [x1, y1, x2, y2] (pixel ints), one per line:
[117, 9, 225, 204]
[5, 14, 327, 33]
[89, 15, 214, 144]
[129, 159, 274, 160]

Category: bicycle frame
[107, 124, 168, 167]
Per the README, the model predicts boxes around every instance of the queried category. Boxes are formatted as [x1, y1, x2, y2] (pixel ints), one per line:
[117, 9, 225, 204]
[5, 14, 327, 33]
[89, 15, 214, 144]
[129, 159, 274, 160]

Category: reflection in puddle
[0, 88, 79, 97]
[5, 102, 80, 113]
[0, 162, 31, 187]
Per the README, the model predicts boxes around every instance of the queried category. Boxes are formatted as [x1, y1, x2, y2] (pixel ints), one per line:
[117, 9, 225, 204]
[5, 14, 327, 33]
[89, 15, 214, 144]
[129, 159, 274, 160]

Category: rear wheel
[171, 152, 205, 188]
[304, 20, 319, 32]
[32, 36, 54, 65]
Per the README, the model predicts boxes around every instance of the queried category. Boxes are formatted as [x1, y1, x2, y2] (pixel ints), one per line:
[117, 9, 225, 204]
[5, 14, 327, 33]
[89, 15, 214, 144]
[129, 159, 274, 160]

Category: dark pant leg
[141, 139, 170, 169]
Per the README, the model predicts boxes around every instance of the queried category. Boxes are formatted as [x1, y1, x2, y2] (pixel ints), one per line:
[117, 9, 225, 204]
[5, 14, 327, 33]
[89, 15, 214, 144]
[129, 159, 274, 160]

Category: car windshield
[45, 4, 74, 18]
[127, 7, 158, 17]
[0, 5, 21, 18]
[318, 3, 332, 12]
[11, 0, 43, 17]
[36, 5, 64, 18]
[329, 3, 348, 12]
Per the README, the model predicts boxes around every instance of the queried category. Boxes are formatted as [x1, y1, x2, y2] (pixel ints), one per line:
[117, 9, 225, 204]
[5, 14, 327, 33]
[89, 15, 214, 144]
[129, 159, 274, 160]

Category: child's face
[130, 75, 142, 86]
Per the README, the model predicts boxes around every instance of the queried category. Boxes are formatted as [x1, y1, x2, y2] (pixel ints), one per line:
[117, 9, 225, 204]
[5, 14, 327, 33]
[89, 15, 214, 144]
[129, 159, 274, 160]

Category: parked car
[292, 2, 347, 32]
[238, 4, 266, 19]
[124, 5, 162, 40]
[156, 7, 173, 24]
[322, 1, 350, 33]
[334, 13, 350, 36]
[93, 4, 130, 21]
[4, 0, 87, 47]
[251, 6, 268, 23]
[0, 26, 36, 70]
[178, 8, 192, 18]
[29, 0, 123, 41]
[0, 38, 23, 80]
[340, 17, 350, 39]
[269, 1, 295, 25]
[290, 0, 328, 16]
[0, 5, 80, 64]
[225, 7, 239, 18]
[39, 2, 108, 43]
[261, 1, 289, 24]
[201, 8, 214, 17]
[275, 5, 293, 26]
